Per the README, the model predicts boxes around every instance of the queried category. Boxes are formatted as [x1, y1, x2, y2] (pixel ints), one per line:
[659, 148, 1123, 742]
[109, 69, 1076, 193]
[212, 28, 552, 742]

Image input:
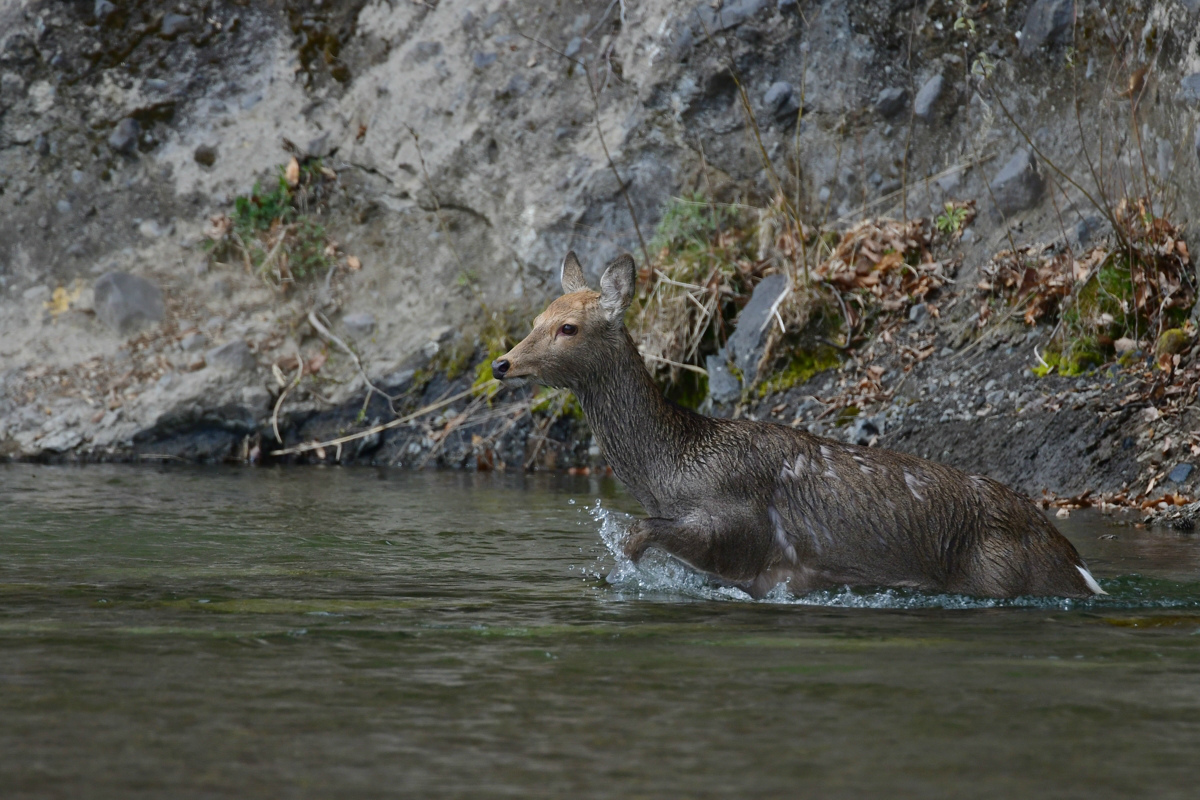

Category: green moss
[1035, 336, 1107, 377]
[757, 346, 840, 398]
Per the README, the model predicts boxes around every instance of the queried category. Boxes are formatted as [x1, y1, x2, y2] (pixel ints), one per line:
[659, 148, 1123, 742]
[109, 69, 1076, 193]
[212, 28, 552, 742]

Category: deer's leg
[623, 517, 718, 573]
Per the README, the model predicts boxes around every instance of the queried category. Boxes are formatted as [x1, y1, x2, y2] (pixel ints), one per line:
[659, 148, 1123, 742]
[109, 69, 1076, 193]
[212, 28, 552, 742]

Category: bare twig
[269, 383, 494, 457]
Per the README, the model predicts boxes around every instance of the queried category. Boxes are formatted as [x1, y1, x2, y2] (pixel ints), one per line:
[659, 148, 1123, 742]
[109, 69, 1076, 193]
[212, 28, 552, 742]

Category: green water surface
[1, 464, 1199, 798]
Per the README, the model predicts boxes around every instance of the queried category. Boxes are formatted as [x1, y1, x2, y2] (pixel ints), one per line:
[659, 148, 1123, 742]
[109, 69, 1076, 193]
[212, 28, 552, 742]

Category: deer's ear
[560, 251, 589, 294]
[599, 254, 636, 321]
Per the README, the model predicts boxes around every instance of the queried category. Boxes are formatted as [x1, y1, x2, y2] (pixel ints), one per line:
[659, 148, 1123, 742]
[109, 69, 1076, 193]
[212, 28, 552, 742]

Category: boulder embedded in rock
[107, 118, 140, 154]
[725, 273, 789, 386]
[159, 14, 193, 39]
[989, 148, 1045, 216]
[343, 312, 376, 339]
[691, 0, 769, 33]
[93, 272, 164, 334]
[1177, 73, 1200, 108]
[875, 87, 907, 118]
[194, 144, 218, 167]
[1019, 0, 1074, 56]
[763, 81, 799, 121]
[205, 340, 256, 373]
[914, 75, 944, 120]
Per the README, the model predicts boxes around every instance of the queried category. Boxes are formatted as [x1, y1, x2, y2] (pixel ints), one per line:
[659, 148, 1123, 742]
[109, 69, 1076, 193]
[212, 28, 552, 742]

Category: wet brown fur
[494, 253, 1101, 599]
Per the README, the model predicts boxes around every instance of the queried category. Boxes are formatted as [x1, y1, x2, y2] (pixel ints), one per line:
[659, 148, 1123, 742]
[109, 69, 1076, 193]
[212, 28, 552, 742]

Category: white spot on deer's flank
[904, 469, 925, 502]
[1076, 565, 1107, 595]
[769, 505, 797, 563]
[819, 445, 837, 479]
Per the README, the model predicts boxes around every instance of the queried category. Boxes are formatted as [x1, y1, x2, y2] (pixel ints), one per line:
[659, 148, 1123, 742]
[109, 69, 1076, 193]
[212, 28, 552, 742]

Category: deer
[491, 251, 1106, 600]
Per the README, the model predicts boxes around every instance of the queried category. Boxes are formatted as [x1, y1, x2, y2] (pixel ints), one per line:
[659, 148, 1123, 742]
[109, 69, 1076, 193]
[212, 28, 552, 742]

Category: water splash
[584, 502, 1200, 610]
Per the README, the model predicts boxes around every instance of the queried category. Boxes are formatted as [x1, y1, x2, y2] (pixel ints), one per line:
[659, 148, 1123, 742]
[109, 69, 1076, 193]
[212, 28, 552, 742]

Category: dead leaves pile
[816, 216, 957, 320]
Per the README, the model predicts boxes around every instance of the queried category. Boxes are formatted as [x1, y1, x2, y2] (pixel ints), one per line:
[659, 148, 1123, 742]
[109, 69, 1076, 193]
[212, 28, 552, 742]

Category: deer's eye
[559, 323, 578, 336]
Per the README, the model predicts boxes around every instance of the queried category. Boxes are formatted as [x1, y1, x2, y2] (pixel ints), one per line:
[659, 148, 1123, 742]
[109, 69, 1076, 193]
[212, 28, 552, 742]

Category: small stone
[33, 134, 49, 155]
[193, 144, 218, 167]
[472, 52, 497, 69]
[564, 37, 582, 58]
[145, 78, 169, 92]
[1114, 337, 1137, 354]
[413, 41, 442, 62]
[342, 312, 376, 339]
[989, 148, 1044, 216]
[1019, 0, 1074, 56]
[107, 118, 140, 154]
[1178, 73, 1200, 108]
[205, 340, 257, 373]
[138, 219, 167, 238]
[93, 272, 165, 334]
[763, 81, 799, 120]
[914, 74, 944, 120]
[93, 0, 116, 23]
[180, 332, 207, 352]
[71, 170, 85, 184]
[159, 13, 193, 39]
[56, 199, 71, 214]
[1168, 463, 1194, 484]
[875, 86, 907, 118]
[908, 303, 927, 323]
[1074, 216, 1103, 246]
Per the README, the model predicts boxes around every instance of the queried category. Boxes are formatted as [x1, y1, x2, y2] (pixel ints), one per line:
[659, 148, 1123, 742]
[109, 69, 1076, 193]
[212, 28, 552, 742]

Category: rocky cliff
[3, 0, 1200, 505]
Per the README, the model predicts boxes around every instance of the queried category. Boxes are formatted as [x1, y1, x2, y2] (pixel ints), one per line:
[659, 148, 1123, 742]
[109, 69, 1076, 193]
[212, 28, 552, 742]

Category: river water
[1, 464, 1199, 798]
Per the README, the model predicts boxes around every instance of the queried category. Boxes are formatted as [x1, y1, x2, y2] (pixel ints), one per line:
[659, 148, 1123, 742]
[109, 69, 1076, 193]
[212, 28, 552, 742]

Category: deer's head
[492, 251, 636, 389]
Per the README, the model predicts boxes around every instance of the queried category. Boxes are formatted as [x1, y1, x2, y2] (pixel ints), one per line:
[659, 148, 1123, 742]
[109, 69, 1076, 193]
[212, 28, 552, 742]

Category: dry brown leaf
[285, 156, 300, 188]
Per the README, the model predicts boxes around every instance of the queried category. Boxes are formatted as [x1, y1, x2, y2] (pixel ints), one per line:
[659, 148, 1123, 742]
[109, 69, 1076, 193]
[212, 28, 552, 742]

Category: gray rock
[1019, 0, 1074, 57]
[875, 86, 907, 118]
[107, 118, 139, 154]
[564, 37, 582, 58]
[93, 0, 116, 23]
[303, 131, 331, 159]
[908, 303, 927, 323]
[145, 78, 169, 92]
[847, 414, 884, 446]
[159, 13, 193, 39]
[55, 199, 71, 214]
[726, 273, 789, 385]
[1169, 463, 1194, 483]
[413, 41, 442, 62]
[34, 134, 49, 155]
[39, 428, 83, 453]
[205, 340, 256, 373]
[763, 81, 799, 120]
[914, 74, 944, 120]
[691, 0, 769, 33]
[194, 144, 217, 167]
[706, 348, 742, 405]
[989, 148, 1045, 216]
[94, 272, 165, 334]
[1177, 73, 1200, 107]
[343, 312, 376, 339]
[180, 332, 207, 352]
[472, 52, 497, 69]
[1073, 215, 1103, 246]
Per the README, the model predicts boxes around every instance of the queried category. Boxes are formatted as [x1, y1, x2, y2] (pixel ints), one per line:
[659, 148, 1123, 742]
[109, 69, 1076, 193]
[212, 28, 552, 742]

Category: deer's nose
[491, 359, 510, 379]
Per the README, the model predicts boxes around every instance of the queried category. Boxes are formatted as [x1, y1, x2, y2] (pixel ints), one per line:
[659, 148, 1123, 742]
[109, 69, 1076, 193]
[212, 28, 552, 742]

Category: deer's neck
[569, 331, 703, 507]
